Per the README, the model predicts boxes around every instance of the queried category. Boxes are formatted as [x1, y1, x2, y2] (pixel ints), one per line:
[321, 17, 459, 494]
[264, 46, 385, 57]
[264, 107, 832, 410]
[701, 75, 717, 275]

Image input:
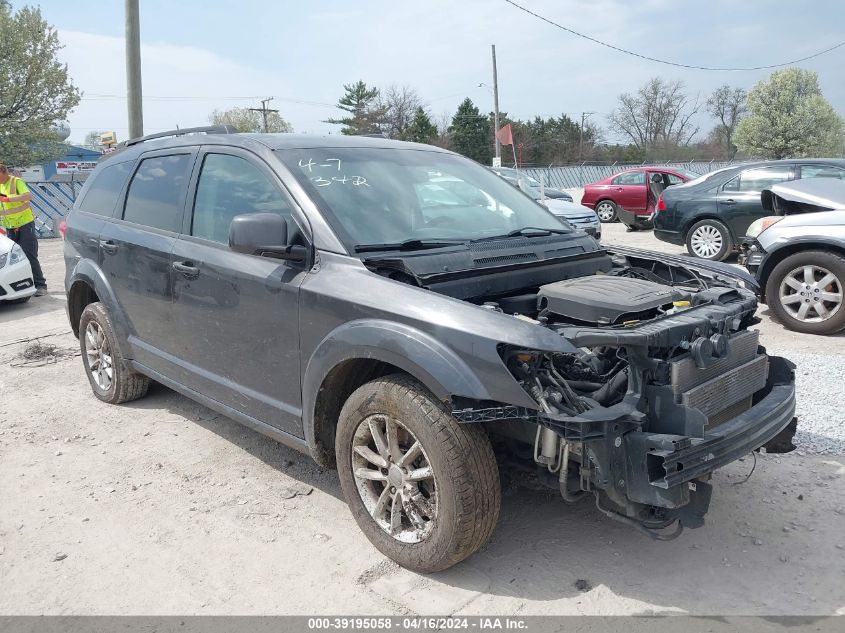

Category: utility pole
[125, 0, 143, 139]
[491, 44, 501, 164]
[578, 111, 596, 162]
[249, 97, 279, 133]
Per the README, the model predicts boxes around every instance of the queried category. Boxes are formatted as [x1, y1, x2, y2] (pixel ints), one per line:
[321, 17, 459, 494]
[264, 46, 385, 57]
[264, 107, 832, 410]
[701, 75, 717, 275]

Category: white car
[0, 232, 36, 303]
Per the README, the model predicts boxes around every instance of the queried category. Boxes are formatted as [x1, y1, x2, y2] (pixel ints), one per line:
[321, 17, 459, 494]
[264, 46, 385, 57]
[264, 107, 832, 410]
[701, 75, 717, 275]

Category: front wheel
[686, 219, 732, 261]
[336, 375, 501, 573]
[766, 251, 845, 335]
[595, 200, 618, 223]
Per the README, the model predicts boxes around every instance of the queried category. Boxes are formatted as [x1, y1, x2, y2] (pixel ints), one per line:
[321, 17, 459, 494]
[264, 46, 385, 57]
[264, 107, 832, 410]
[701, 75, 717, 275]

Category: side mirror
[228, 213, 307, 262]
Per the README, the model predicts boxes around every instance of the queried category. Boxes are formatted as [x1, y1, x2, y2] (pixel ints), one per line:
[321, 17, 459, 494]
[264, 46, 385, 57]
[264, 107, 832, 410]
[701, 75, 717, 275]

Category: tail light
[0, 227, 5, 235]
[656, 195, 666, 212]
[58, 220, 67, 239]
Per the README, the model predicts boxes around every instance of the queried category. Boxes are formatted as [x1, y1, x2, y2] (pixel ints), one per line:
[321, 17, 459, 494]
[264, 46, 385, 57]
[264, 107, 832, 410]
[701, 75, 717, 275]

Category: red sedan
[581, 167, 699, 229]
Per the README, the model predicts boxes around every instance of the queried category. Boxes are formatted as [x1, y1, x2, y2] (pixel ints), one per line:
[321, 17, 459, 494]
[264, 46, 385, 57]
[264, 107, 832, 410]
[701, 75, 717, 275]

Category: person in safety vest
[0, 164, 47, 296]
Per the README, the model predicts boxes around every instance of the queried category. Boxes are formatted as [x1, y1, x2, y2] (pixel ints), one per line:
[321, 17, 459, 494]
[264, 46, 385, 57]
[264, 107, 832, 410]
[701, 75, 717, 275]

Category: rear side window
[123, 154, 192, 232]
[665, 173, 684, 185]
[191, 154, 293, 244]
[611, 171, 646, 185]
[723, 166, 792, 193]
[799, 164, 845, 180]
[77, 161, 133, 216]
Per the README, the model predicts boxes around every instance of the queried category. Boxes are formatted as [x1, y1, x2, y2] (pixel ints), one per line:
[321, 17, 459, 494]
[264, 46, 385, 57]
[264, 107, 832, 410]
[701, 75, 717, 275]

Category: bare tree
[378, 85, 423, 140]
[707, 85, 748, 159]
[609, 78, 700, 157]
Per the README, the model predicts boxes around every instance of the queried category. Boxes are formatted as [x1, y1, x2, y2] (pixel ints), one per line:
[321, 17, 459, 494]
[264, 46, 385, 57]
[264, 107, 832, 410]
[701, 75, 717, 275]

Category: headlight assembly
[8, 243, 27, 266]
[746, 216, 783, 239]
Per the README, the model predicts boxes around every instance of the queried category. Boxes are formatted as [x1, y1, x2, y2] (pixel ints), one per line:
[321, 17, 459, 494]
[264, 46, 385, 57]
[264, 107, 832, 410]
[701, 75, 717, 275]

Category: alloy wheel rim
[779, 265, 843, 323]
[351, 414, 437, 544]
[690, 225, 723, 258]
[84, 322, 113, 391]
[596, 202, 615, 221]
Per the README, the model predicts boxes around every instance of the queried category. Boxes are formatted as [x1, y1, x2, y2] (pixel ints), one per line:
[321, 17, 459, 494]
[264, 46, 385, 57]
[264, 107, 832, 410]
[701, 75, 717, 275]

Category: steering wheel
[426, 215, 458, 228]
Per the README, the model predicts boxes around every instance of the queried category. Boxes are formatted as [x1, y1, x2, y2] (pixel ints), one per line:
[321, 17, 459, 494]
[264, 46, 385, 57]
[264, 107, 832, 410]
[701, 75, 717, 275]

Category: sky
[19, 0, 845, 146]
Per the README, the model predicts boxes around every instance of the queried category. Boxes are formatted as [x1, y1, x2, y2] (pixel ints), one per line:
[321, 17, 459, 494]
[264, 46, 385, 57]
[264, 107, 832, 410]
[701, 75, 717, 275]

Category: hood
[762, 178, 845, 214]
[540, 198, 597, 218]
[0, 234, 14, 254]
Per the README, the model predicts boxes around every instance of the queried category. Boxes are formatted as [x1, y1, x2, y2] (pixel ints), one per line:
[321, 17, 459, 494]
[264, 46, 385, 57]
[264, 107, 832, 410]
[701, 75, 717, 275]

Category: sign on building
[55, 161, 98, 174]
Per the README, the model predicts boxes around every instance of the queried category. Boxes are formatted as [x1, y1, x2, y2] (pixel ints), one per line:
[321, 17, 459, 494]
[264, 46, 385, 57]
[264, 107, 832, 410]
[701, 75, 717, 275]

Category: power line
[503, 0, 845, 71]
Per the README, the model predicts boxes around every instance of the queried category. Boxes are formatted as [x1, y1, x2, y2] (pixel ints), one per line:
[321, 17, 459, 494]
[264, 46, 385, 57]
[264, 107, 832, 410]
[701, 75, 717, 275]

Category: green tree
[325, 80, 386, 135]
[735, 68, 844, 159]
[405, 107, 438, 144]
[0, 3, 80, 165]
[83, 130, 102, 149]
[209, 106, 292, 133]
[448, 98, 492, 164]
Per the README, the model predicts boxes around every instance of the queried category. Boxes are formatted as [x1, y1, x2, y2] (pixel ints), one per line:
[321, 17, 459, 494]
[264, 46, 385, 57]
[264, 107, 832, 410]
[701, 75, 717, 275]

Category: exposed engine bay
[364, 239, 797, 539]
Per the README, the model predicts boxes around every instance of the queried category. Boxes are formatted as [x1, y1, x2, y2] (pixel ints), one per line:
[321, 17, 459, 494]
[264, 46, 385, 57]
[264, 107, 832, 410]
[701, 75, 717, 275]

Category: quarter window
[611, 171, 646, 185]
[77, 161, 133, 217]
[192, 153, 293, 244]
[123, 154, 192, 232]
[723, 166, 792, 193]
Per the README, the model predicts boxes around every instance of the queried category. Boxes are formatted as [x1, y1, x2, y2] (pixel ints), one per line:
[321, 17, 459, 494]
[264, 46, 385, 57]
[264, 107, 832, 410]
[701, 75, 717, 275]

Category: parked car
[64, 127, 796, 572]
[0, 230, 36, 304]
[503, 174, 601, 239]
[654, 159, 845, 261]
[491, 166, 573, 201]
[741, 178, 845, 335]
[581, 167, 697, 226]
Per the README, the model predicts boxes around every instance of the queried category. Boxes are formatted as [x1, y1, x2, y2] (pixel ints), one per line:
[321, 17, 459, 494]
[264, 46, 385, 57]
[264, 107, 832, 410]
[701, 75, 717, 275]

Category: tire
[686, 219, 732, 261]
[79, 302, 149, 404]
[595, 200, 618, 223]
[336, 374, 501, 573]
[765, 250, 845, 335]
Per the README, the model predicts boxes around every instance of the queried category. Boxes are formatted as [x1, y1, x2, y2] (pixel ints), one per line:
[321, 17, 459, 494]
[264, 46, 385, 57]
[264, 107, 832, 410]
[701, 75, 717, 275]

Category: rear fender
[67, 258, 133, 358]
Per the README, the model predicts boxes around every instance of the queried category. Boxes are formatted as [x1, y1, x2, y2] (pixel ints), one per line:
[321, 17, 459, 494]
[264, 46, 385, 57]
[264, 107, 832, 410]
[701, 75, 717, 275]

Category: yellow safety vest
[0, 176, 35, 230]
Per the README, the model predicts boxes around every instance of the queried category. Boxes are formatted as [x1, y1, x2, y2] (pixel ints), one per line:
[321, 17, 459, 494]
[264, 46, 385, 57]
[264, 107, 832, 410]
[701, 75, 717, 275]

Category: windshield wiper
[354, 238, 466, 253]
[471, 226, 571, 243]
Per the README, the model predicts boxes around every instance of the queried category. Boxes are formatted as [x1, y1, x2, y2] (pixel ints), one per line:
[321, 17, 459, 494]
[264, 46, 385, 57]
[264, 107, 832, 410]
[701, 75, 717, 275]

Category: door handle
[99, 240, 118, 254]
[616, 187, 624, 192]
[722, 198, 737, 205]
[172, 261, 200, 278]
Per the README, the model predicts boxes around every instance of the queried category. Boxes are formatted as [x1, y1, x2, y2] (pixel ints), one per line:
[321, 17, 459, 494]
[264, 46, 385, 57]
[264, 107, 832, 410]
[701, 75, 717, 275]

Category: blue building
[20, 144, 103, 182]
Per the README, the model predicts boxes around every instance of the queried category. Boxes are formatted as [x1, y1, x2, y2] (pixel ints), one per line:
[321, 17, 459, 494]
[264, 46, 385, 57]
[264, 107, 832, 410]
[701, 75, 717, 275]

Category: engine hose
[558, 443, 585, 503]
[594, 493, 684, 541]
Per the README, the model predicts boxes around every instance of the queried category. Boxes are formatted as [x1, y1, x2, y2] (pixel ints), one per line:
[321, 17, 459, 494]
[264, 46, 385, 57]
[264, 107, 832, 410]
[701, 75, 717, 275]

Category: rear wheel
[766, 251, 845, 335]
[79, 302, 149, 404]
[595, 200, 618, 223]
[336, 375, 500, 573]
[686, 219, 731, 261]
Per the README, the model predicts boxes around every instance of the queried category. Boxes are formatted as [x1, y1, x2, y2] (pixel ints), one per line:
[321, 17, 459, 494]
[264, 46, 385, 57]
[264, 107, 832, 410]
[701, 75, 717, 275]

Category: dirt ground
[1, 235, 844, 616]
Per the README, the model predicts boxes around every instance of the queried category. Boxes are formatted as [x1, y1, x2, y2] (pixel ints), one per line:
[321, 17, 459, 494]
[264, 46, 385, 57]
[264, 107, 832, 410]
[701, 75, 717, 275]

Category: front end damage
[453, 253, 797, 539]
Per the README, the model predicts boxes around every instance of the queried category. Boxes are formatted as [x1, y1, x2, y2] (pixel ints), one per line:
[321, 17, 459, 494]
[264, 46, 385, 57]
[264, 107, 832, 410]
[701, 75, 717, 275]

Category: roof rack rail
[121, 125, 238, 148]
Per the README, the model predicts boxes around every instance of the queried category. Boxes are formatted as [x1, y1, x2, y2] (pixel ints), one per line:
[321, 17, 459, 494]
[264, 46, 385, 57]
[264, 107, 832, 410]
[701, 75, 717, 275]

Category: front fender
[301, 319, 494, 450]
[67, 258, 133, 359]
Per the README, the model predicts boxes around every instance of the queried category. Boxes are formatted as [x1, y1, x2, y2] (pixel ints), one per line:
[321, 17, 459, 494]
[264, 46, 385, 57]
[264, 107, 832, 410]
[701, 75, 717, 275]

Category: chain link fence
[523, 160, 747, 189]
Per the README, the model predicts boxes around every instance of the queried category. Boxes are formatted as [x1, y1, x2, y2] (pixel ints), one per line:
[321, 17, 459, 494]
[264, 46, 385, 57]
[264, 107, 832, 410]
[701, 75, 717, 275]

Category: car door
[610, 170, 647, 213]
[98, 148, 197, 374]
[717, 164, 794, 238]
[168, 147, 309, 436]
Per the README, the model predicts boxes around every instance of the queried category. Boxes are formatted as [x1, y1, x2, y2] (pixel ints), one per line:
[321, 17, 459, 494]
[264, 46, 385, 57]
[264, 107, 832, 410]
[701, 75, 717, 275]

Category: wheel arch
[66, 259, 132, 357]
[759, 241, 845, 301]
[302, 319, 492, 467]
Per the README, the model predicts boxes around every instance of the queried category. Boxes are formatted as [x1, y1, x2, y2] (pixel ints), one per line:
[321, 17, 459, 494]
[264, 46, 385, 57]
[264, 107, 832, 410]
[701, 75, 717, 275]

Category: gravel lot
[1, 236, 844, 616]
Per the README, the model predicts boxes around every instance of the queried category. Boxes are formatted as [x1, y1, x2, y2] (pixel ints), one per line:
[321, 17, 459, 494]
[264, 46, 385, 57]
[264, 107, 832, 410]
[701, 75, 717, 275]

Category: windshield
[279, 148, 568, 250]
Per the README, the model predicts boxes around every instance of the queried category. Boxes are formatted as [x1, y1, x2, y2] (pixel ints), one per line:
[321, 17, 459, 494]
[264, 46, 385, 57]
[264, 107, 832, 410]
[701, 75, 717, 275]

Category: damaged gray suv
[64, 127, 796, 572]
